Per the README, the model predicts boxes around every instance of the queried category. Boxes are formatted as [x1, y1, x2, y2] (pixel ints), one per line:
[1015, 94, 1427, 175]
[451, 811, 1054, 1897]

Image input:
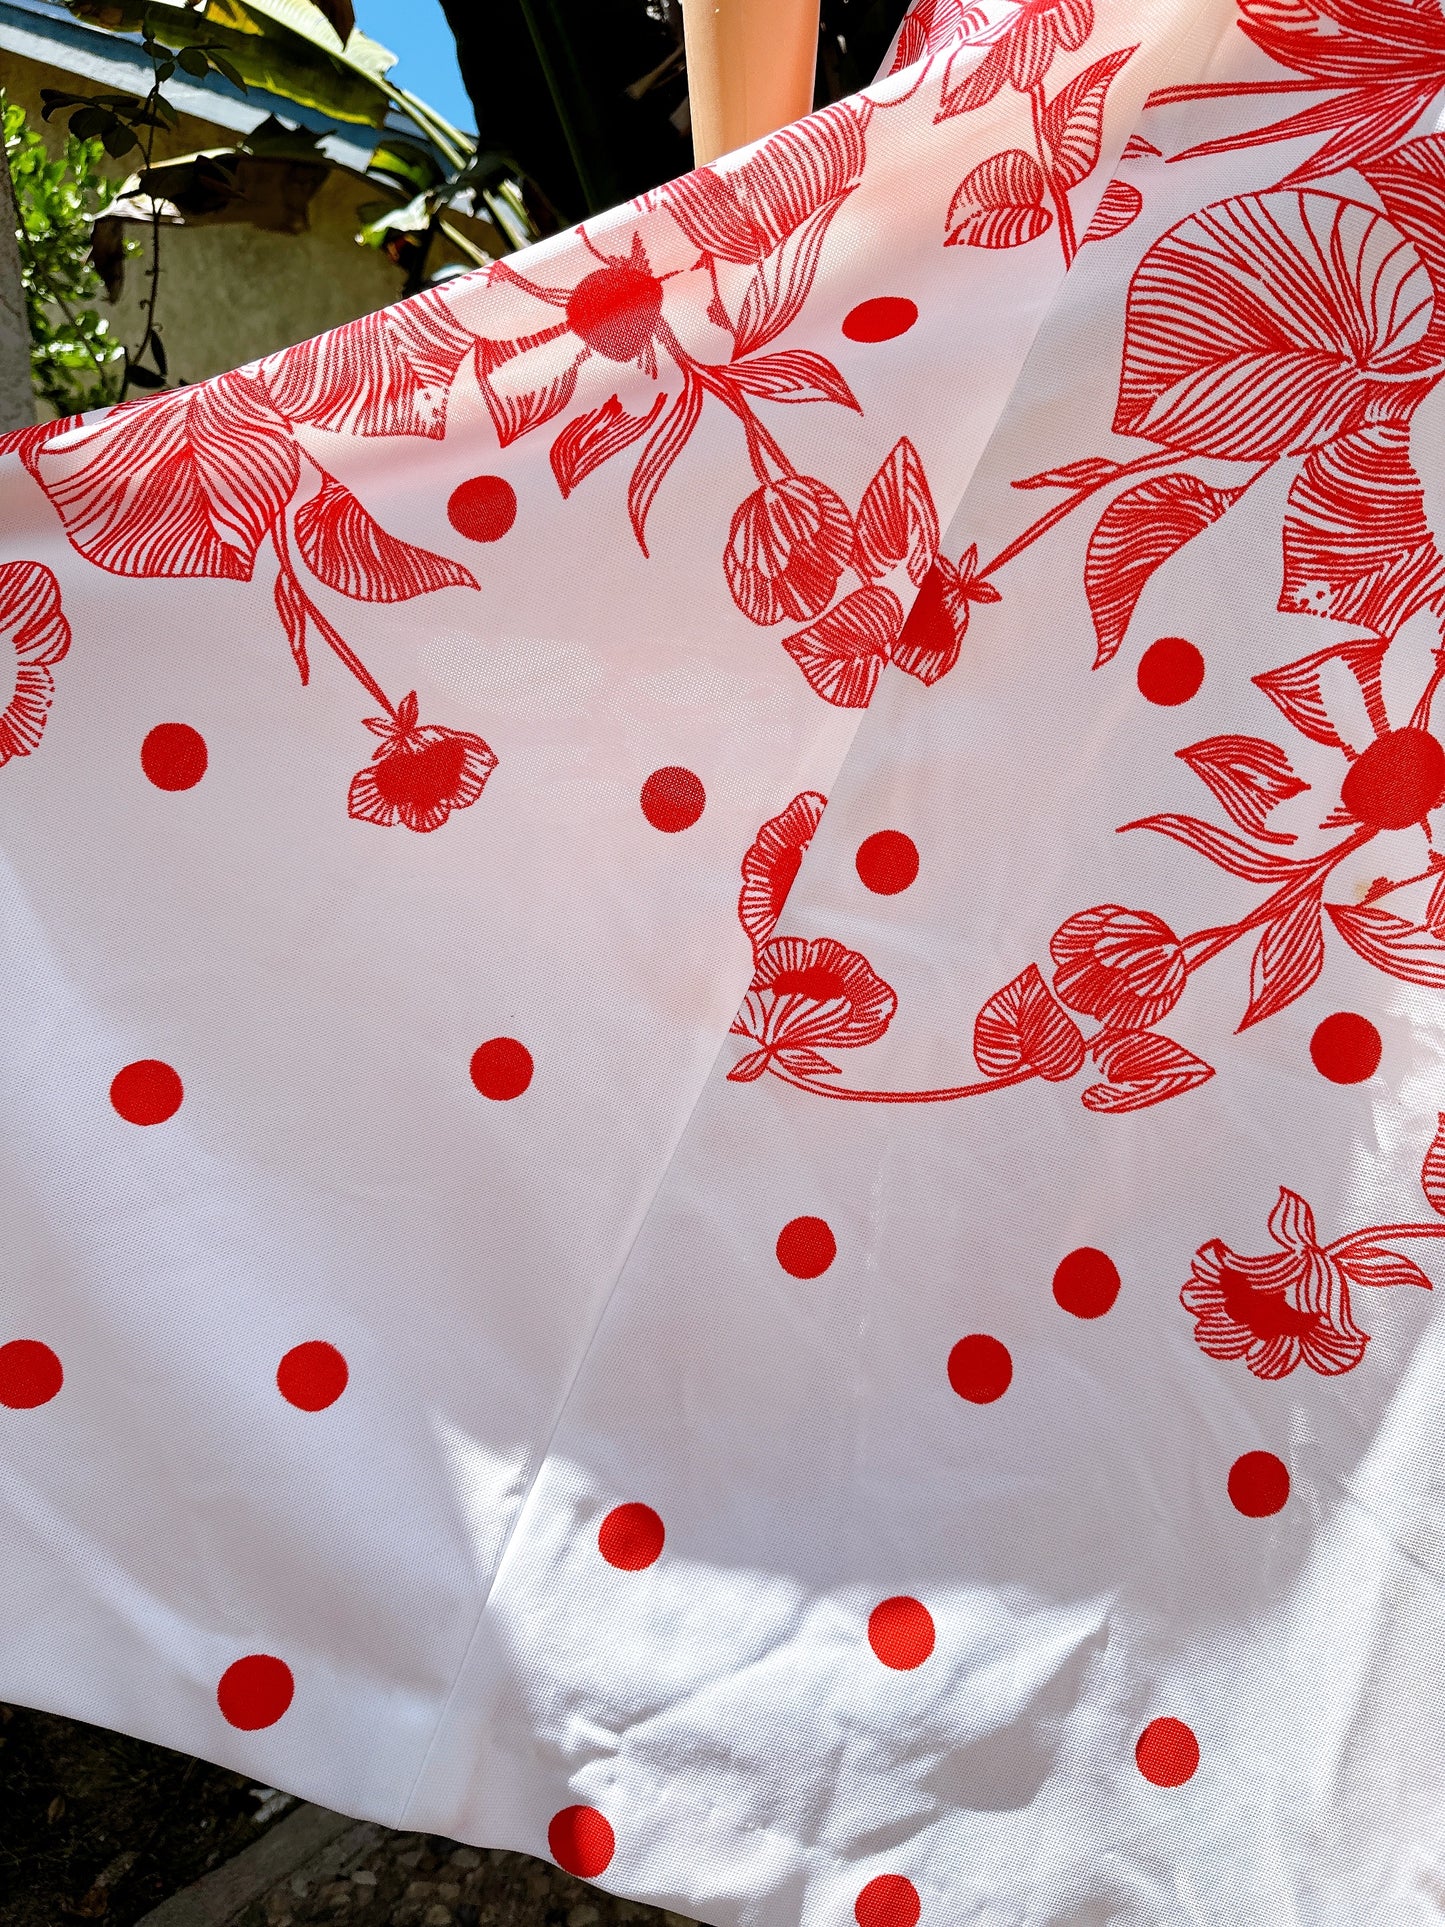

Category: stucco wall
[2, 47, 475, 391]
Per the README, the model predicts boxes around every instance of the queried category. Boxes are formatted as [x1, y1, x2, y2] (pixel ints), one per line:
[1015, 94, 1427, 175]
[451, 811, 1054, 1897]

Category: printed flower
[940, 0, 1093, 113]
[1050, 904, 1187, 1029]
[724, 478, 854, 626]
[739, 791, 828, 947]
[1182, 1190, 1366, 1380]
[729, 935, 897, 1080]
[347, 693, 497, 834]
[475, 234, 676, 448]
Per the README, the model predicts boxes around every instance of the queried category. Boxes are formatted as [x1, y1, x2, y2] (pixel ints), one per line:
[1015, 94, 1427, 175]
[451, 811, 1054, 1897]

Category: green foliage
[3, 95, 128, 414]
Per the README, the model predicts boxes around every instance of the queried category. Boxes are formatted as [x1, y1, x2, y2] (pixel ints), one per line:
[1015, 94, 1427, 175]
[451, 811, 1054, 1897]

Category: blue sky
[357, 0, 476, 133]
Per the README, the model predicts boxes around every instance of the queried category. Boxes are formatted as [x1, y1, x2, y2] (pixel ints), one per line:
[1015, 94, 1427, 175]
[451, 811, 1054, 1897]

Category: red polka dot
[640, 766, 705, 832]
[856, 1874, 922, 1927]
[1228, 1450, 1289, 1517]
[277, 1342, 348, 1412]
[842, 297, 918, 343]
[470, 1037, 533, 1100]
[776, 1215, 836, 1278]
[868, 1596, 935, 1670]
[1137, 636, 1205, 706]
[598, 1502, 665, 1570]
[447, 474, 517, 542]
[1052, 1247, 1120, 1319]
[1136, 1717, 1199, 1786]
[947, 1333, 1012, 1403]
[855, 830, 919, 895]
[110, 1059, 183, 1126]
[0, 1340, 62, 1409]
[1309, 1011, 1381, 1084]
[547, 1805, 614, 1879]
[216, 1655, 294, 1731]
[141, 722, 207, 791]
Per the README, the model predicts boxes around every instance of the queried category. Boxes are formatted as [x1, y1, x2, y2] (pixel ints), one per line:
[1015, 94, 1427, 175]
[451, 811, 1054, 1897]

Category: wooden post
[680, 0, 821, 166]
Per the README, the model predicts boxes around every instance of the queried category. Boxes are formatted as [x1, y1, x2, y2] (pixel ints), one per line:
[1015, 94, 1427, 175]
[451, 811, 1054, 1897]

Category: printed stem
[1030, 84, 1076, 268]
[766, 1062, 1038, 1103]
[272, 516, 398, 720]
[1410, 627, 1445, 730]
[1179, 830, 1374, 972]
[687, 352, 795, 483]
[978, 450, 1177, 580]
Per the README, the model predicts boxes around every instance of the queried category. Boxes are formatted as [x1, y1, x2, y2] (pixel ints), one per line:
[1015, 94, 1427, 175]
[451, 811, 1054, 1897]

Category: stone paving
[236, 1834, 696, 1927]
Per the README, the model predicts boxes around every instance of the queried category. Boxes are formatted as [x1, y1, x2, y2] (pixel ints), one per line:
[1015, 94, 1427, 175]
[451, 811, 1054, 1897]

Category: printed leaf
[1083, 1028, 1214, 1112]
[1165, 82, 1437, 185]
[1013, 456, 1124, 492]
[1085, 471, 1243, 665]
[1360, 135, 1445, 321]
[1281, 422, 1445, 637]
[1337, 1245, 1434, 1290]
[1040, 47, 1136, 192]
[1423, 1113, 1445, 1216]
[734, 196, 852, 357]
[1116, 191, 1433, 460]
[35, 372, 299, 581]
[628, 372, 704, 556]
[666, 100, 866, 266]
[1241, 889, 1325, 1031]
[1328, 902, 1445, 988]
[263, 288, 475, 438]
[273, 564, 309, 683]
[294, 475, 477, 602]
[550, 393, 666, 498]
[1252, 638, 1387, 752]
[853, 438, 939, 586]
[781, 585, 903, 707]
[1082, 177, 1143, 245]
[973, 963, 1086, 1082]
[725, 351, 860, 409]
[1176, 735, 1308, 844]
[476, 336, 580, 449]
[1122, 813, 1303, 883]
[946, 150, 1052, 249]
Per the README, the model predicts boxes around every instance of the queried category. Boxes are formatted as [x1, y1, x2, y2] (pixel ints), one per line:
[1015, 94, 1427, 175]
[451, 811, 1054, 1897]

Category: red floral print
[927, 132, 1445, 1053]
[472, 104, 868, 566]
[1183, 1119, 1445, 1380]
[942, 0, 1095, 108]
[770, 439, 983, 707]
[16, 371, 489, 832]
[0, 561, 70, 766]
[885, 1, 1006, 77]
[728, 804, 1212, 1113]
[739, 791, 827, 947]
[729, 935, 898, 1083]
[1153, 0, 1445, 185]
[347, 693, 497, 834]
[1050, 906, 1188, 1030]
[936, 0, 1137, 264]
[725, 479, 855, 626]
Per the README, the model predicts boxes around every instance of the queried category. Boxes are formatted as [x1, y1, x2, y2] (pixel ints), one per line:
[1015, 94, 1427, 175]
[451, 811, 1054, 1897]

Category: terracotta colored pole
[680, 0, 822, 165]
